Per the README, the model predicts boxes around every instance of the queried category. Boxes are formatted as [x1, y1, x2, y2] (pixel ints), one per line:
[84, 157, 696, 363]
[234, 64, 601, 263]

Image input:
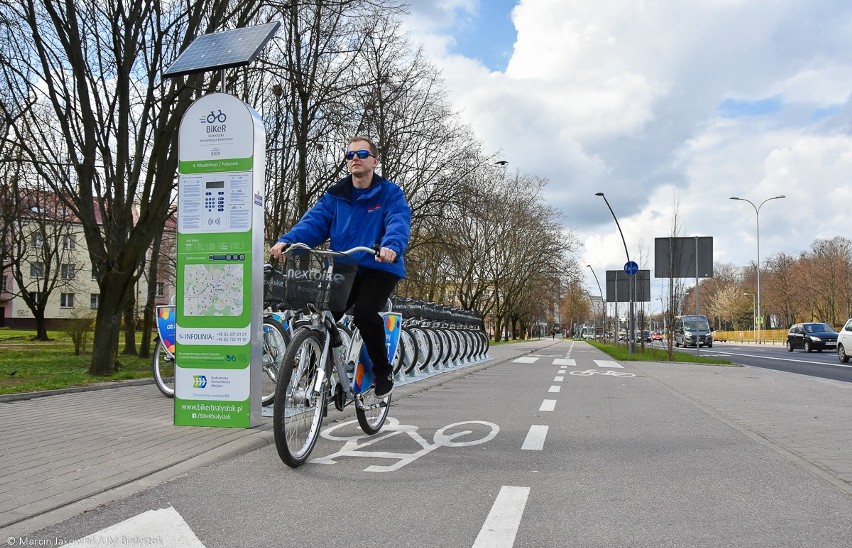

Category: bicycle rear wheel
[356, 391, 391, 435]
[261, 318, 289, 406]
[273, 329, 328, 467]
[152, 339, 175, 397]
[398, 327, 418, 375]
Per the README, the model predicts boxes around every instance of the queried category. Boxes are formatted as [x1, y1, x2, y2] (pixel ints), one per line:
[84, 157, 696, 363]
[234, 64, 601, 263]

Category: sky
[401, 0, 852, 313]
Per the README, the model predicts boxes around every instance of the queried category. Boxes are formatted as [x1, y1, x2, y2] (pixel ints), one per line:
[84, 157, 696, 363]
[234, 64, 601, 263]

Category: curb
[0, 378, 156, 403]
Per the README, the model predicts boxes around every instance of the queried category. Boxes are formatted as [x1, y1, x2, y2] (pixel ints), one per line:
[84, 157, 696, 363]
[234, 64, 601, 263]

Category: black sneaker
[374, 373, 394, 399]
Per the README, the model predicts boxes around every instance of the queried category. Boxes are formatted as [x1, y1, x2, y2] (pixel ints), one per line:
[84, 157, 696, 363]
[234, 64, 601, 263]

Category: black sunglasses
[344, 149, 374, 160]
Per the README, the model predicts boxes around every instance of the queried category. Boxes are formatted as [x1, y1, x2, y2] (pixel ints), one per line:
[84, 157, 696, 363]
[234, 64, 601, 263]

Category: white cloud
[401, 0, 852, 300]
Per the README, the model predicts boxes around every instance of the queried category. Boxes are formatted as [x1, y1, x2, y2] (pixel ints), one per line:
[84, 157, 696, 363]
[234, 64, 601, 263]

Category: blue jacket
[276, 173, 411, 278]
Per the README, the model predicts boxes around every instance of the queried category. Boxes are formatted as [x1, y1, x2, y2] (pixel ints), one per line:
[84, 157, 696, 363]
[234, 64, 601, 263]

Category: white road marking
[553, 358, 575, 366]
[548, 385, 561, 393]
[473, 486, 531, 548]
[594, 360, 623, 368]
[513, 356, 539, 363]
[539, 399, 556, 411]
[67, 507, 204, 548]
[521, 425, 549, 450]
[554, 375, 564, 382]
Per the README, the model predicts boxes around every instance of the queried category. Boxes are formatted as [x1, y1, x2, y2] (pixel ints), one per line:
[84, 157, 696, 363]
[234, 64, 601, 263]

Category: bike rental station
[161, 24, 491, 440]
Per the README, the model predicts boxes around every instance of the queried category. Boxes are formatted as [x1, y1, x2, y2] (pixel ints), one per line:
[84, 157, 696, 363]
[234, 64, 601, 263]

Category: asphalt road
[26, 339, 852, 548]
[674, 341, 852, 383]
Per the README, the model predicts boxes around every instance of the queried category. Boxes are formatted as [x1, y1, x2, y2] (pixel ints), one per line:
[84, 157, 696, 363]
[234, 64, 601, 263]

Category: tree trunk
[89, 273, 133, 375]
[34, 309, 48, 341]
[139, 235, 162, 359]
[122, 293, 137, 355]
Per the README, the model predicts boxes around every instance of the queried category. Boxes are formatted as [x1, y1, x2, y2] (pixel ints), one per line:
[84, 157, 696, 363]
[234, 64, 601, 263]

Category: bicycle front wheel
[152, 339, 175, 397]
[273, 329, 328, 467]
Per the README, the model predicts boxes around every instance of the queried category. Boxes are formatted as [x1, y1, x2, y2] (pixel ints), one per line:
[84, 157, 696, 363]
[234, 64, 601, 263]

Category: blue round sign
[624, 261, 639, 275]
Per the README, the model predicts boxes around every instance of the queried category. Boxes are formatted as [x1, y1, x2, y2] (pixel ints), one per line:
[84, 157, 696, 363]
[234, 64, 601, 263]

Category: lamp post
[730, 195, 785, 344]
[587, 264, 604, 340]
[743, 292, 756, 343]
[595, 192, 635, 353]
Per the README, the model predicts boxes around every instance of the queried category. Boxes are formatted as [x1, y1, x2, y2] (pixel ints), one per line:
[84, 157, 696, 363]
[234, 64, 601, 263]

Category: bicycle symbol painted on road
[311, 417, 499, 472]
[569, 369, 636, 378]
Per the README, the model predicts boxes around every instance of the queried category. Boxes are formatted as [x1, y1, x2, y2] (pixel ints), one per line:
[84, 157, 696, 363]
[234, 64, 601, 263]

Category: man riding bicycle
[269, 136, 411, 399]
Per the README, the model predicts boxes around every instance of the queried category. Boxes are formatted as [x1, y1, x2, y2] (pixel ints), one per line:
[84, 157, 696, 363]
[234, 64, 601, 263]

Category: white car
[838, 318, 852, 363]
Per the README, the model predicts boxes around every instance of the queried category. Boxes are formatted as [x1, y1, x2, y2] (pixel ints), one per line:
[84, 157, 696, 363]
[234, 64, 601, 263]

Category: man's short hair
[349, 135, 379, 158]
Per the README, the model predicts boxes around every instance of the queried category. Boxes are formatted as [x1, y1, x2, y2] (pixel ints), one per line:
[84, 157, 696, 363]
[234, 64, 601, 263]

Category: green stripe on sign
[180, 158, 252, 173]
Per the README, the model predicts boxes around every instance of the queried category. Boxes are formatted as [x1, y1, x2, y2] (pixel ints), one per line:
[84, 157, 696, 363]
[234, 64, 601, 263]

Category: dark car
[786, 322, 838, 353]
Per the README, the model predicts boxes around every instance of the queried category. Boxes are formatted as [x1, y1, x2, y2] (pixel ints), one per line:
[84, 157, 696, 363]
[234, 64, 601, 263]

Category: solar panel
[164, 22, 281, 78]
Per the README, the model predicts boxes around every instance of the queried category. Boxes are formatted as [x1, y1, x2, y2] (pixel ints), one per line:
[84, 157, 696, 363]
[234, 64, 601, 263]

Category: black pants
[341, 267, 400, 378]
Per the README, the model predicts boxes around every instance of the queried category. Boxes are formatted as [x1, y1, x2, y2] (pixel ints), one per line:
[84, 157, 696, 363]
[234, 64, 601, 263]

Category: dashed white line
[521, 425, 549, 450]
[548, 385, 561, 393]
[594, 360, 623, 368]
[553, 358, 575, 366]
[539, 399, 556, 412]
[513, 357, 539, 364]
[554, 375, 564, 382]
[472, 486, 531, 548]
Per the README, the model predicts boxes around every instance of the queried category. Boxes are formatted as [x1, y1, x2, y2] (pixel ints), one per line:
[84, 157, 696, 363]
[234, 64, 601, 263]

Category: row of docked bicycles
[150, 243, 490, 467]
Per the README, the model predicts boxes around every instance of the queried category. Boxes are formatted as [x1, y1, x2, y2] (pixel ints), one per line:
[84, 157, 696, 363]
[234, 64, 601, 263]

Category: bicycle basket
[265, 249, 358, 313]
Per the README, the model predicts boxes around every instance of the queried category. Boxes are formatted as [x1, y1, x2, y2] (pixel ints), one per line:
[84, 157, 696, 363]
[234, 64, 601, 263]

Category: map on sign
[183, 264, 244, 316]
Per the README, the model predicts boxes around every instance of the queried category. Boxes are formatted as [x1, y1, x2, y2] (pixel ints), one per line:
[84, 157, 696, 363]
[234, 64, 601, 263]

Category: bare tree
[1, 171, 82, 339]
[0, 1, 261, 374]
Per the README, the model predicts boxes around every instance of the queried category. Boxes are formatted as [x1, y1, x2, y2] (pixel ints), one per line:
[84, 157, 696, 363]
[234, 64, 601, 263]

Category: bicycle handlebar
[282, 242, 378, 256]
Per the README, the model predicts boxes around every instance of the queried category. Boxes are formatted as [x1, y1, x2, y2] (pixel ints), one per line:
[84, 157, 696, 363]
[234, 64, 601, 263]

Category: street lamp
[587, 265, 604, 341]
[743, 292, 756, 343]
[730, 195, 785, 344]
[595, 192, 635, 353]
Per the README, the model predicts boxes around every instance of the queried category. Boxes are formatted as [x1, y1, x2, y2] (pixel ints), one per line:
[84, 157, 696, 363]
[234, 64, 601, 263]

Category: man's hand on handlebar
[375, 246, 396, 263]
[269, 241, 288, 260]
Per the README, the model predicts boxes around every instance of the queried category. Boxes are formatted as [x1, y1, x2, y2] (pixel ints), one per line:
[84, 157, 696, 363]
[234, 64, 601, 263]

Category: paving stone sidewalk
[0, 384, 274, 538]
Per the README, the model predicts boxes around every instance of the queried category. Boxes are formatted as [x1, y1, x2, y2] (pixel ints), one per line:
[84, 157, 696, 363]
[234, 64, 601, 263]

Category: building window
[31, 234, 44, 248]
[61, 263, 76, 280]
[91, 263, 98, 281]
[61, 293, 74, 308]
[63, 235, 76, 250]
[30, 262, 44, 278]
[29, 291, 42, 304]
[1, 275, 7, 292]
[90, 293, 99, 309]
[156, 282, 165, 297]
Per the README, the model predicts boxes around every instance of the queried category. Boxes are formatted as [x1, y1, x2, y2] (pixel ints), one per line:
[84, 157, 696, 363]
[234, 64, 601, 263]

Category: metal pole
[595, 192, 634, 353]
[695, 236, 700, 357]
[587, 265, 604, 341]
[730, 195, 785, 346]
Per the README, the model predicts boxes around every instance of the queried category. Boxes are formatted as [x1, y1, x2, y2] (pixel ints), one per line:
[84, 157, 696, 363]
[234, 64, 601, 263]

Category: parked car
[786, 322, 838, 353]
[837, 319, 852, 363]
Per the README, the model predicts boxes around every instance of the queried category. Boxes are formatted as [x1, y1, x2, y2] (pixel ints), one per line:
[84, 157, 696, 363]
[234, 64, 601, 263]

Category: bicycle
[151, 301, 288, 405]
[269, 243, 401, 467]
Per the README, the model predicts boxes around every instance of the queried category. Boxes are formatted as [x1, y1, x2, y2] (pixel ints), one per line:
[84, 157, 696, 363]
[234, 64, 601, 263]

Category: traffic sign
[624, 261, 639, 275]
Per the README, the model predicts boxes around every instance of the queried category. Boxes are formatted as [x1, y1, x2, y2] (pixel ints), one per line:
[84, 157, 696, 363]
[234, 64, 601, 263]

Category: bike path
[15, 340, 852, 547]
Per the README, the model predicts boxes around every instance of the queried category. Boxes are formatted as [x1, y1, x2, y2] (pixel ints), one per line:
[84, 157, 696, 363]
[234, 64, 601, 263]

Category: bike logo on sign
[312, 417, 499, 472]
